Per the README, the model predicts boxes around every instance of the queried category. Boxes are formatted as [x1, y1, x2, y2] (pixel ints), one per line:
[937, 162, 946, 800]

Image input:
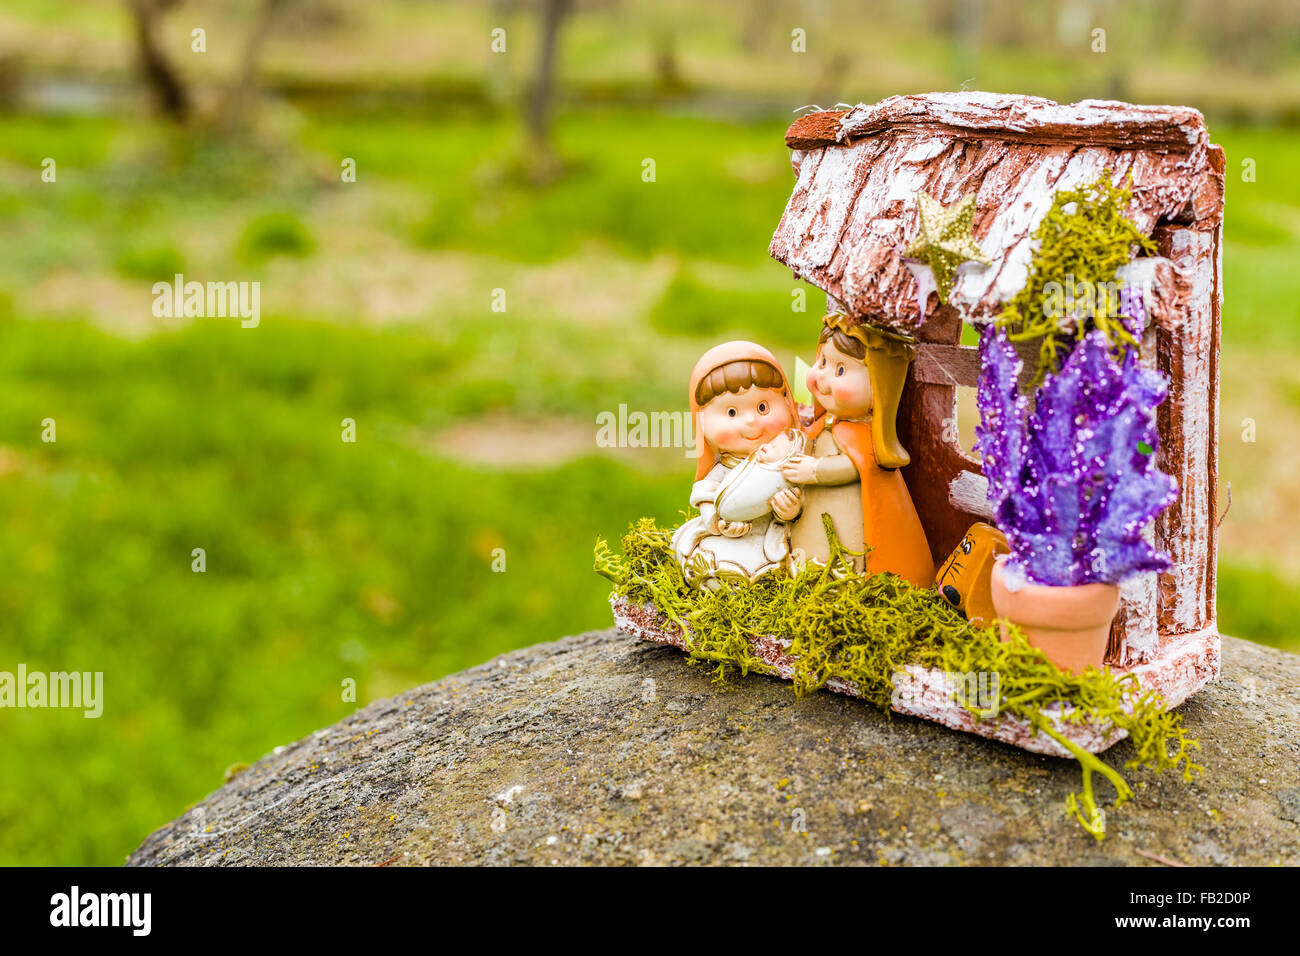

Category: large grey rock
[127, 630, 1300, 866]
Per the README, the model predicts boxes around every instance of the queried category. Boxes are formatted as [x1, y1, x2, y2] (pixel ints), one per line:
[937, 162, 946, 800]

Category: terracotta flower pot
[989, 557, 1119, 674]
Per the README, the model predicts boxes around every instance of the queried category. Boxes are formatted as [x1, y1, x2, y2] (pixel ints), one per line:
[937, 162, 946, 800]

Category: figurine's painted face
[808, 339, 873, 419]
[698, 386, 793, 457]
[755, 429, 797, 463]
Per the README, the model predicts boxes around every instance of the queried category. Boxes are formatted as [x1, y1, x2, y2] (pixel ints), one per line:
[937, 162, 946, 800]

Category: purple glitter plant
[1116, 282, 1146, 341]
[975, 326, 1178, 588]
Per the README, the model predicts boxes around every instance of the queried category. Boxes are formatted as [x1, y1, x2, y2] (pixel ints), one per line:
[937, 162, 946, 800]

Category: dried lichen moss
[995, 173, 1157, 387]
[595, 517, 1202, 840]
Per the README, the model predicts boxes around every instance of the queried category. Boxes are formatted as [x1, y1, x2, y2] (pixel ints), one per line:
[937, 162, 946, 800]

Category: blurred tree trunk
[653, 26, 684, 93]
[128, 0, 190, 122]
[740, 0, 775, 52]
[219, 0, 290, 131]
[526, 0, 569, 154]
[487, 0, 520, 106]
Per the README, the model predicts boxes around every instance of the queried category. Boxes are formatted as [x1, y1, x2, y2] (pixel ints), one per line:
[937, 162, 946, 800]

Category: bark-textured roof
[769, 92, 1223, 331]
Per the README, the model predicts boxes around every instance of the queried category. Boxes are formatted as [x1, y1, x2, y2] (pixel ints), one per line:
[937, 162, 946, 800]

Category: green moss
[596, 516, 1201, 840]
[995, 174, 1157, 387]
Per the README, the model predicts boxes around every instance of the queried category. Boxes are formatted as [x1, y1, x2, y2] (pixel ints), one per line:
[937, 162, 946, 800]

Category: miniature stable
[597, 92, 1223, 838]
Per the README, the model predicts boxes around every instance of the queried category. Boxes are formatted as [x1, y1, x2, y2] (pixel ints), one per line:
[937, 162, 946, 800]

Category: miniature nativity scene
[595, 92, 1224, 838]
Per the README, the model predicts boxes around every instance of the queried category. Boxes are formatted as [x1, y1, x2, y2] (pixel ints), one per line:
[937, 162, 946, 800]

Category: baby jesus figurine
[714, 428, 807, 524]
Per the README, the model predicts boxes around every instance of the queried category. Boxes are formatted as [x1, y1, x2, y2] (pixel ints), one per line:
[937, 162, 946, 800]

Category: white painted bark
[771, 94, 1212, 331]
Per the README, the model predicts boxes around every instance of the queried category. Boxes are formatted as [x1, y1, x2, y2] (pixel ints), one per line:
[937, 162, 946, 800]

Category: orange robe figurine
[785, 314, 934, 588]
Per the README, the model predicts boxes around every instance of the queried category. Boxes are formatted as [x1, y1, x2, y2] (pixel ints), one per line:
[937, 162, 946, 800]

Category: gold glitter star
[904, 190, 989, 305]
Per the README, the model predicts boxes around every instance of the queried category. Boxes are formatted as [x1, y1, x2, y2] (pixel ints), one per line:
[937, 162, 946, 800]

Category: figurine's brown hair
[818, 323, 868, 361]
[694, 359, 785, 407]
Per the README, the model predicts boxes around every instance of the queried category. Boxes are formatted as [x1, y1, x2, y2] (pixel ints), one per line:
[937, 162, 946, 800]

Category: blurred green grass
[0, 105, 1297, 866]
[0, 312, 685, 865]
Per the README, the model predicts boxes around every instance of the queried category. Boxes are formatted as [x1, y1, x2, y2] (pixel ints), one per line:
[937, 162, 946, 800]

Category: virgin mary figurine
[671, 341, 804, 586]
[782, 313, 934, 587]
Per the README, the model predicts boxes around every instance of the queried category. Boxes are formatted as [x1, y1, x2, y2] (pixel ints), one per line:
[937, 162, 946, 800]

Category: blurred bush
[236, 211, 316, 264]
[113, 240, 186, 281]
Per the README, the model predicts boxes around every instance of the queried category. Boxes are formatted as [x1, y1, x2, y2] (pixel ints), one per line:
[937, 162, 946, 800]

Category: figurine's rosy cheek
[699, 407, 748, 450]
[704, 420, 739, 447]
[832, 382, 858, 405]
[832, 375, 872, 413]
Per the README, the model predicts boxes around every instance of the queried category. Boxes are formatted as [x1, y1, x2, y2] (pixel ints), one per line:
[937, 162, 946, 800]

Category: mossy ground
[596, 518, 1202, 839]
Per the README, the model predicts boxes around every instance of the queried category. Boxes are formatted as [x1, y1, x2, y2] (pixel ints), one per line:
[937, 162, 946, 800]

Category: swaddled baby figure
[714, 428, 807, 524]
